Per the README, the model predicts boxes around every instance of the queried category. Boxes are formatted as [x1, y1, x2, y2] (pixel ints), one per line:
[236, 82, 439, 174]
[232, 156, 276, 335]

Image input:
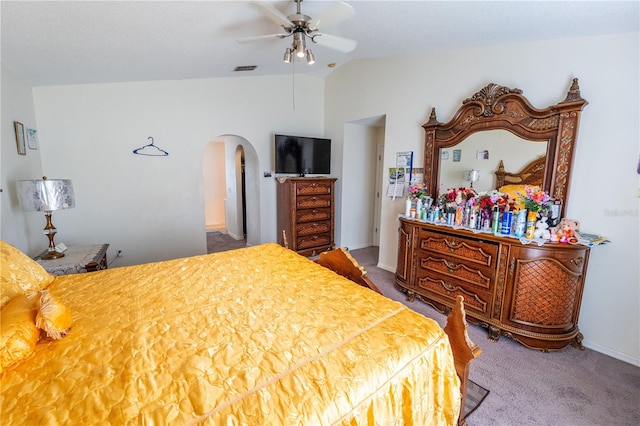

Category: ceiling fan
[237, 0, 357, 65]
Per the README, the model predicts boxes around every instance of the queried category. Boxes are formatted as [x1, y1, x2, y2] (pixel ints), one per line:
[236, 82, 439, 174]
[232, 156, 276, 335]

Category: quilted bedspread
[1, 243, 460, 425]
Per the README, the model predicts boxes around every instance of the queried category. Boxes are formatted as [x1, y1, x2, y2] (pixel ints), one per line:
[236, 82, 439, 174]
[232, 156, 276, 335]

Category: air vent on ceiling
[234, 65, 257, 72]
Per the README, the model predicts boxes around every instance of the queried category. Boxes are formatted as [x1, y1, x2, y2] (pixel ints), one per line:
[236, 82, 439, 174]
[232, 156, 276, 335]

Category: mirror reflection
[438, 130, 547, 193]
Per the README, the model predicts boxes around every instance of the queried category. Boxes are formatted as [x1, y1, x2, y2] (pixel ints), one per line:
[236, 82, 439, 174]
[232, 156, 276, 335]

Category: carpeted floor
[348, 246, 640, 426]
[206, 231, 247, 253]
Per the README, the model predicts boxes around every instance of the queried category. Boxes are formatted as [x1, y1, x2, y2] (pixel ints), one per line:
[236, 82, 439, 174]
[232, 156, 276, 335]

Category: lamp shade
[465, 170, 480, 183]
[17, 178, 75, 212]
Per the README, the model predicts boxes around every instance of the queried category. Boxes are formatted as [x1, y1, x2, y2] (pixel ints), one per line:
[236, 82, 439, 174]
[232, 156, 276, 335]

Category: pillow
[499, 184, 528, 202]
[1, 241, 55, 308]
[35, 289, 72, 340]
[0, 294, 39, 374]
[499, 184, 542, 210]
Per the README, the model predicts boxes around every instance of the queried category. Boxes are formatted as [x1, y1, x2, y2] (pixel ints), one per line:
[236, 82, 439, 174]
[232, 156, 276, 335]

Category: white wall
[325, 32, 640, 365]
[31, 75, 325, 266]
[0, 66, 45, 253]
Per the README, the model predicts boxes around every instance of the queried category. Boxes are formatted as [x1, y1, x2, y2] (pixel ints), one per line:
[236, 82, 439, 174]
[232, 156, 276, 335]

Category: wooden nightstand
[35, 244, 109, 276]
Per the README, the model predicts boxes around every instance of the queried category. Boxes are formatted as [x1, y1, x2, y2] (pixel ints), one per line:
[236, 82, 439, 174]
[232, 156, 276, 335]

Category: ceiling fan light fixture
[306, 49, 315, 65]
[242, 0, 357, 67]
[294, 32, 306, 58]
[283, 47, 292, 64]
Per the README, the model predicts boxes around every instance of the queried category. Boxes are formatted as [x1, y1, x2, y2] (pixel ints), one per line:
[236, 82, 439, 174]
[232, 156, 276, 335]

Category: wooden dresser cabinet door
[396, 221, 414, 283]
[503, 245, 589, 349]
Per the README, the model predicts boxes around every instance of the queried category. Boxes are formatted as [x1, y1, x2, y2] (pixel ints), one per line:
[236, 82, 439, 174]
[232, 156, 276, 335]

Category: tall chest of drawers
[397, 217, 591, 351]
[276, 177, 337, 257]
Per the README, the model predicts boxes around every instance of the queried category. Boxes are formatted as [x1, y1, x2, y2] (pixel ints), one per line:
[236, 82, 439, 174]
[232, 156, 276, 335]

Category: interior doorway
[340, 116, 386, 255]
[202, 135, 260, 252]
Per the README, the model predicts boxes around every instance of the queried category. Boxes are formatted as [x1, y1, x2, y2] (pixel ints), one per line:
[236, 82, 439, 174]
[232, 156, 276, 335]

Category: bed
[494, 156, 547, 207]
[495, 156, 546, 189]
[1, 241, 477, 425]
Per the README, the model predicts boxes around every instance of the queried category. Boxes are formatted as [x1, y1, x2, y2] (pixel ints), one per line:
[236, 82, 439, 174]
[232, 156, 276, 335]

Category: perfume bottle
[469, 206, 478, 229]
[501, 211, 513, 235]
[491, 207, 500, 233]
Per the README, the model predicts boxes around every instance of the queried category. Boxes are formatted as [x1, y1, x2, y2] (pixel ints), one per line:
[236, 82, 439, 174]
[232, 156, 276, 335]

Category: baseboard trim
[343, 243, 370, 251]
[582, 340, 640, 367]
[376, 262, 396, 273]
[226, 231, 243, 241]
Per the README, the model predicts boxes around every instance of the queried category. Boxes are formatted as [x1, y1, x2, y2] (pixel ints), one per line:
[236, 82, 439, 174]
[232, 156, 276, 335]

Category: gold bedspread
[1, 243, 460, 425]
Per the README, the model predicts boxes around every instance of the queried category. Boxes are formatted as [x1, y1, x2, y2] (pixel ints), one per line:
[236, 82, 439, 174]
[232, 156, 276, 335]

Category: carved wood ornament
[422, 78, 588, 211]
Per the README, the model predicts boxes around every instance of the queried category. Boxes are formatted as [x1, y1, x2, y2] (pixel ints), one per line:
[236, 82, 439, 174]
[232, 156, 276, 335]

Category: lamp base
[41, 249, 65, 260]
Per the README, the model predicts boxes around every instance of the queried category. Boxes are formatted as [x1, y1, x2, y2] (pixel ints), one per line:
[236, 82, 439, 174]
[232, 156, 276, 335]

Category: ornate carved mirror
[422, 78, 588, 211]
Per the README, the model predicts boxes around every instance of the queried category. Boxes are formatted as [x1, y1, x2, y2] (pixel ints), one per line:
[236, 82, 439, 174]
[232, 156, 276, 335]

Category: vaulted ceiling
[2, 1, 637, 87]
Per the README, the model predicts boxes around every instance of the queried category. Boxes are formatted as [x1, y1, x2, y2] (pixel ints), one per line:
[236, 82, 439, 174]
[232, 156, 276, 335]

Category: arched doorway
[203, 135, 260, 251]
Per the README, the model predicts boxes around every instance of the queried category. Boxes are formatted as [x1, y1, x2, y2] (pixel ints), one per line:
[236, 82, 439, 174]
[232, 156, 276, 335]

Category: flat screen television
[274, 134, 331, 176]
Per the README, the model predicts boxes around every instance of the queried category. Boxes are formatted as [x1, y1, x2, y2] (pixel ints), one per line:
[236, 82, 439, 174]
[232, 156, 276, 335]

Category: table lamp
[465, 169, 480, 188]
[17, 177, 75, 259]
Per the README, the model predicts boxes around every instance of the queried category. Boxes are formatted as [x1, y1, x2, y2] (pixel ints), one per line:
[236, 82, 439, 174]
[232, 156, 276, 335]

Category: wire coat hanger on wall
[133, 137, 169, 156]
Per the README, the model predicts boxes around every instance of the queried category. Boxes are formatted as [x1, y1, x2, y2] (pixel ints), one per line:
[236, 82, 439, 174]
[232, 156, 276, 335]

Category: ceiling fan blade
[251, 1, 293, 28]
[308, 1, 355, 30]
[237, 34, 286, 44]
[312, 33, 357, 53]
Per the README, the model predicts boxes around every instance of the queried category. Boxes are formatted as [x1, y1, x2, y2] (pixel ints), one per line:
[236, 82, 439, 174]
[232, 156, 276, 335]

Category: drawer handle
[445, 240, 460, 252]
[442, 282, 456, 291]
[445, 260, 456, 271]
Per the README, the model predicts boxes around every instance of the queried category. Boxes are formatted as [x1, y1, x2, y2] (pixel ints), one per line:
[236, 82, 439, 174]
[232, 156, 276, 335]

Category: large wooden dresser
[276, 177, 337, 257]
[396, 217, 591, 351]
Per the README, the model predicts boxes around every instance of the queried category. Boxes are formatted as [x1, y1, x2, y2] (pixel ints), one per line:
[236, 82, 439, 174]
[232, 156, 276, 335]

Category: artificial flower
[406, 183, 427, 201]
[439, 187, 477, 206]
[475, 190, 516, 212]
[519, 185, 551, 213]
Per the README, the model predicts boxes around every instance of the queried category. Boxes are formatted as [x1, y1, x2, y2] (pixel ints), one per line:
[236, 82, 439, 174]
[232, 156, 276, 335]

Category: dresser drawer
[296, 220, 331, 237]
[296, 207, 332, 223]
[296, 233, 332, 250]
[416, 269, 492, 317]
[295, 181, 332, 196]
[296, 195, 331, 210]
[418, 228, 498, 269]
[419, 254, 493, 291]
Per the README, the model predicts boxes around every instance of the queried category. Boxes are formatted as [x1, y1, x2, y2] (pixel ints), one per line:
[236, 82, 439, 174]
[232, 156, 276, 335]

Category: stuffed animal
[534, 216, 551, 240]
[550, 218, 580, 244]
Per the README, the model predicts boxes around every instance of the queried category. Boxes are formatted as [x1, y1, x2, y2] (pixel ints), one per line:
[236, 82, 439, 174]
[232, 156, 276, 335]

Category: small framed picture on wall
[26, 128, 39, 150]
[453, 149, 461, 162]
[14, 121, 26, 155]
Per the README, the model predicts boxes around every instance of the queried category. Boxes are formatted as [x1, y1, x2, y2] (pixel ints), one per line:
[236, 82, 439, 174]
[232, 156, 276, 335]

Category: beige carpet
[206, 231, 247, 253]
